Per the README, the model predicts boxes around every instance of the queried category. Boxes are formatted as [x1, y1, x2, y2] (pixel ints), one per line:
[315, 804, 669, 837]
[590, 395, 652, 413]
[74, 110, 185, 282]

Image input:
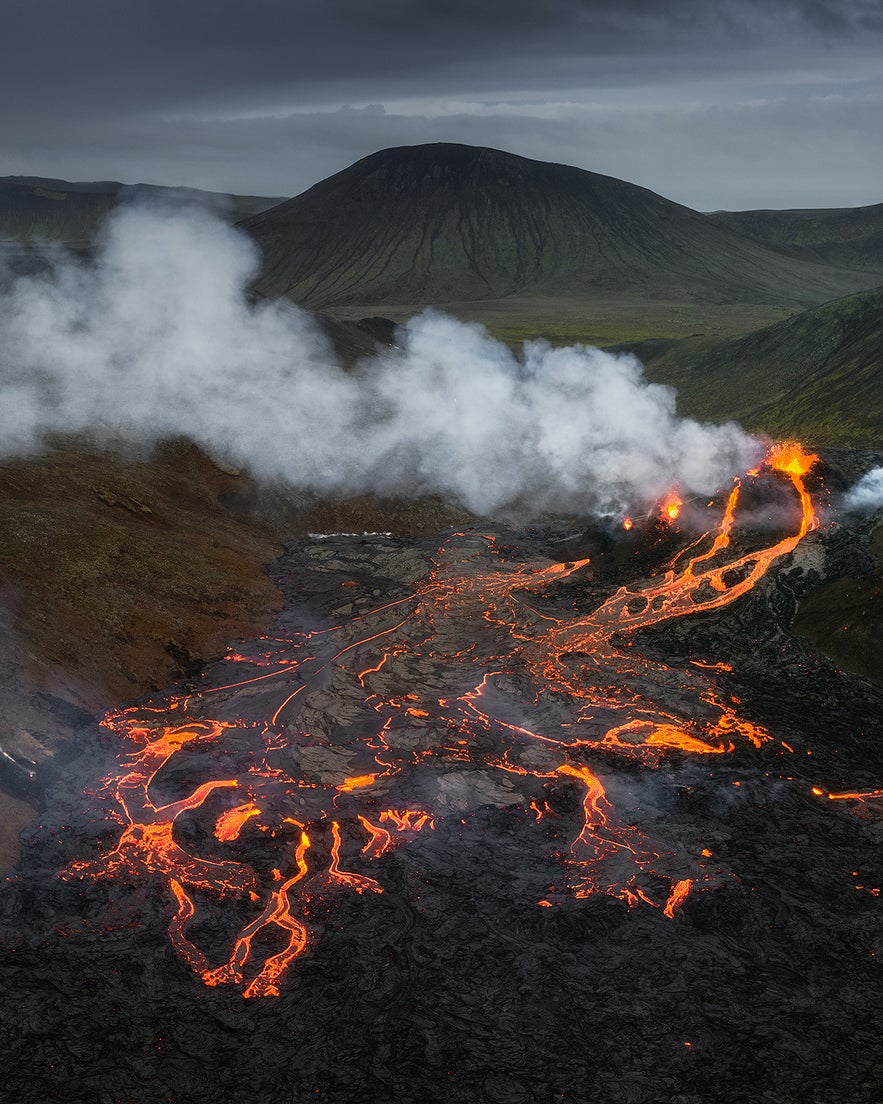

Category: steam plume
[0, 203, 761, 516]
[844, 467, 883, 512]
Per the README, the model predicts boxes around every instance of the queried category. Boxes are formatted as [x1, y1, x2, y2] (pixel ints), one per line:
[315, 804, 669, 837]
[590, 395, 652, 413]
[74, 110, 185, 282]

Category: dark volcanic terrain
[0, 435, 467, 867]
[1, 450, 882, 1104]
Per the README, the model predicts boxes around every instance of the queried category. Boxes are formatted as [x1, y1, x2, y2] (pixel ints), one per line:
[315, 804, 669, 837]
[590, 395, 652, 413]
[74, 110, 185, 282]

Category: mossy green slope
[639, 286, 883, 446]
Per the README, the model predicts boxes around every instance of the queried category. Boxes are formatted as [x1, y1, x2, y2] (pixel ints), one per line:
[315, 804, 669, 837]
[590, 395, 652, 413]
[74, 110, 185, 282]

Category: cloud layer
[2, 1, 882, 207]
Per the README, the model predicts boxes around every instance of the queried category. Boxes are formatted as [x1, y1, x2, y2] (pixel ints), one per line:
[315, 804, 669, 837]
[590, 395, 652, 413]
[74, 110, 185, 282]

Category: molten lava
[662, 495, 683, 521]
[63, 444, 824, 997]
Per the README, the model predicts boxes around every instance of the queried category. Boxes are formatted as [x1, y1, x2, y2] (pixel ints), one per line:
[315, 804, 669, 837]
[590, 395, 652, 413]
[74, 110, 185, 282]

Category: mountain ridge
[707, 203, 883, 274]
[0, 175, 284, 246]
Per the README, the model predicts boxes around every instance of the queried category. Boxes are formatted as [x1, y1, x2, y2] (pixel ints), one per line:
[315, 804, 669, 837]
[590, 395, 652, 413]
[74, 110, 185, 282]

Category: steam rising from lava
[0, 203, 761, 515]
[845, 467, 883, 511]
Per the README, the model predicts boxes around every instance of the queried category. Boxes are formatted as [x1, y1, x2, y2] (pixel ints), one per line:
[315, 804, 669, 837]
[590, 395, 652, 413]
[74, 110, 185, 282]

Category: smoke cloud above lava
[0, 203, 761, 516]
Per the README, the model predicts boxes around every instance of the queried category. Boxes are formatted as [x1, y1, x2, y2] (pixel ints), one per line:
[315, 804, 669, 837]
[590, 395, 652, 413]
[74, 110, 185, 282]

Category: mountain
[241, 144, 880, 309]
[0, 176, 284, 246]
[707, 203, 883, 275]
[637, 285, 883, 446]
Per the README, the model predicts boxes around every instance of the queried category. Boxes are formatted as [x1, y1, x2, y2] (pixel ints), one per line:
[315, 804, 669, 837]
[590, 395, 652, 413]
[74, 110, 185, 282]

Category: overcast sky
[3, 0, 882, 210]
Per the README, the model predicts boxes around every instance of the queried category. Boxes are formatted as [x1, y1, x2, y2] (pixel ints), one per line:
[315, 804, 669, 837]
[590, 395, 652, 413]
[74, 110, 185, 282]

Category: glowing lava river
[2, 442, 882, 1104]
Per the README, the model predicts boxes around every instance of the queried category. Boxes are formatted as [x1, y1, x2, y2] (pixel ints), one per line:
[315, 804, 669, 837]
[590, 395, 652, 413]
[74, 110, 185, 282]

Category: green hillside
[241, 144, 880, 310]
[637, 286, 883, 446]
[708, 203, 883, 274]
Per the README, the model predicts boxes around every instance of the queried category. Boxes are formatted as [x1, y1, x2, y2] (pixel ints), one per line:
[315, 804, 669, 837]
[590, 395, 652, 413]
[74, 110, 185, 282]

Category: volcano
[2, 445, 882, 1103]
[241, 144, 880, 309]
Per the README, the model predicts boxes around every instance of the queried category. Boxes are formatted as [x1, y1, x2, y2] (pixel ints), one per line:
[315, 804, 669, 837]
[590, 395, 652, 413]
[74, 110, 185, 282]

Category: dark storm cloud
[5, 0, 880, 111]
[2, 0, 882, 206]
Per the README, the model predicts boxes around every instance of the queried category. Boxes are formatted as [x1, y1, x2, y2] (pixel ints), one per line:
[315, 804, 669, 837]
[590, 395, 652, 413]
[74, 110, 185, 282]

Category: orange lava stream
[63, 443, 822, 997]
[663, 879, 693, 919]
[215, 802, 261, 841]
[820, 789, 883, 803]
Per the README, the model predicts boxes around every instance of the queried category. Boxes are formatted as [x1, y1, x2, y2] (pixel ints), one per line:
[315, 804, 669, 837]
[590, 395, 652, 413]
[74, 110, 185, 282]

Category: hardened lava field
[2, 444, 882, 1104]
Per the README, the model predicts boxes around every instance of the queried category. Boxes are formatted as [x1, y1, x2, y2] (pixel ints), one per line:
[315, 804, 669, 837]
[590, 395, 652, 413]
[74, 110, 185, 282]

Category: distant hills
[241, 144, 879, 310]
[708, 203, 883, 275]
[0, 176, 283, 246]
[638, 285, 883, 446]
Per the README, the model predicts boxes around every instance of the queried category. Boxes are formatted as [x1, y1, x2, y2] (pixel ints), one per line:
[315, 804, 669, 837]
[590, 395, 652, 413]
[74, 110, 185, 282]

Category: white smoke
[844, 467, 883, 512]
[0, 203, 762, 516]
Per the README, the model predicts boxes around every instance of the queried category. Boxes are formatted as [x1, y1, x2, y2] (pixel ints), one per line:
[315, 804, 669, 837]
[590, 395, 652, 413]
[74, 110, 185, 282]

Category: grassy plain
[328, 295, 798, 349]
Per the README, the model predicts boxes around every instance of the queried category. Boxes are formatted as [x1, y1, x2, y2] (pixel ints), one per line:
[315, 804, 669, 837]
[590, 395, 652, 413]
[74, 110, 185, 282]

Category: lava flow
[63, 443, 822, 998]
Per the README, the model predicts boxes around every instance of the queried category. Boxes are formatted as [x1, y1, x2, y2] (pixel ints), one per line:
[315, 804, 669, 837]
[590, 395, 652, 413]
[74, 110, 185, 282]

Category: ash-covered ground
[1, 458, 882, 1104]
